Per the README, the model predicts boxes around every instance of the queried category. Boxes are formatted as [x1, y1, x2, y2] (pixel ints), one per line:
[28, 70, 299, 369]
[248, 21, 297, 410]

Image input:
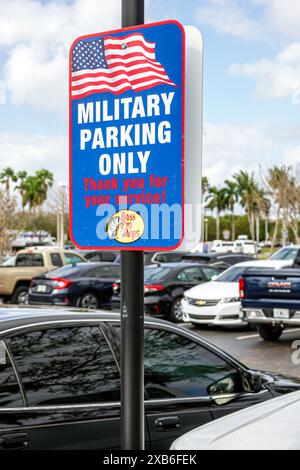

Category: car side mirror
[252, 372, 263, 393]
[211, 275, 218, 281]
[243, 371, 263, 393]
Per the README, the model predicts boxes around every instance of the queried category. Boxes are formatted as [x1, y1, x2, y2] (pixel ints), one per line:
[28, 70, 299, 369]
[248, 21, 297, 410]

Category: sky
[0, 0, 300, 187]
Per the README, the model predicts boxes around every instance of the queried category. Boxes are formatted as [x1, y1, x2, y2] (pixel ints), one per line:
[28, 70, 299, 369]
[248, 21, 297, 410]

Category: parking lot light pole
[120, 0, 145, 451]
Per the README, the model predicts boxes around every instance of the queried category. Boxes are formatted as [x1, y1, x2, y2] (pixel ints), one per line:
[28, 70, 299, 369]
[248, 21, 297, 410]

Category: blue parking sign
[69, 20, 185, 250]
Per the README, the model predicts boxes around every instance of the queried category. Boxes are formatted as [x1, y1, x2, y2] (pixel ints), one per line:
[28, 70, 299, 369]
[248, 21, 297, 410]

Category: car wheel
[169, 298, 183, 323]
[11, 286, 29, 305]
[80, 292, 98, 310]
[257, 324, 283, 341]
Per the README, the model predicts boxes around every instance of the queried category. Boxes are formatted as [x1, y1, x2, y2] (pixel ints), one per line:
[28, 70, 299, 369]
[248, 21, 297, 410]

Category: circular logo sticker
[106, 210, 144, 244]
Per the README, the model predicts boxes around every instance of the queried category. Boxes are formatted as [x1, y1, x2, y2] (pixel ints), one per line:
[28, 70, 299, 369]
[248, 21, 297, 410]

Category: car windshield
[270, 247, 298, 261]
[2, 256, 16, 266]
[144, 266, 172, 283]
[215, 266, 246, 283]
[47, 264, 83, 278]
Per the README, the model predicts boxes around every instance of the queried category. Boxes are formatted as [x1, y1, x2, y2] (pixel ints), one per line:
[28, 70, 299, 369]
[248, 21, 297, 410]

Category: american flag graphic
[71, 33, 176, 99]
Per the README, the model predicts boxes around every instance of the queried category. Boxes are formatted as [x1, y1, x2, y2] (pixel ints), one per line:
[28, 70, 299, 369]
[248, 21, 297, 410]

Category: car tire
[169, 298, 183, 323]
[11, 286, 29, 305]
[80, 292, 98, 310]
[257, 324, 283, 341]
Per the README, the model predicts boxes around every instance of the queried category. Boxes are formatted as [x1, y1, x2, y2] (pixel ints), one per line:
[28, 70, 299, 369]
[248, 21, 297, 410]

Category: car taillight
[239, 277, 245, 299]
[50, 278, 72, 290]
[144, 284, 165, 293]
[112, 283, 120, 293]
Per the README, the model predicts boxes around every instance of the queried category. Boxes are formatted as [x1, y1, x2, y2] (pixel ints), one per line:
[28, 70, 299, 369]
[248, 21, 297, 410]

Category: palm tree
[201, 176, 209, 196]
[0, 167, 17, 195]
[206, 186, 226, 240]
[267, 165, 291, 248]
[34, 169, 54, 208]
[17, 170, 54, 212]
[223, 180, 239, 241]
[14, 171, 28, 209]
[234, 170, 258, 240]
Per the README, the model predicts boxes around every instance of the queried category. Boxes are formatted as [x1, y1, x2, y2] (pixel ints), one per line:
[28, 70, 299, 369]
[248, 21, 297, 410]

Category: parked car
[151, 251, 189, 264]
[241, 267, 300, 341]
[181, 260, 283, 328]
[0, 248, 86, 305]
[269, 245, 300, 267]
[180, 252, 255, 270]
[111, 263, 222, 322]
[114, 251, 155, 266]
[79, 250, 119, 263]
[235, 239, 260, 255]
[171, 391, 300, 450]
[1, 307, 300, 450]
[211, 241, 236, 253]
[29, 262, 121, 309]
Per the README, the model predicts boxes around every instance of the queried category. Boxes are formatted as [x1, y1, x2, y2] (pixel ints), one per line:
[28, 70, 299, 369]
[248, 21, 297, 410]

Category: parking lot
[187, 324, 300, 378]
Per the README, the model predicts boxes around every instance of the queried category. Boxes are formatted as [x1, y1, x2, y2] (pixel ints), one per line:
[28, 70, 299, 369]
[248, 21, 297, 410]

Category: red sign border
[69, 19, 185, 251]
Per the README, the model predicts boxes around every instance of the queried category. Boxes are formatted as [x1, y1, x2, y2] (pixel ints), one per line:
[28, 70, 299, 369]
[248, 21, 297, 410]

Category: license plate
[273, 308, 289, 319]
[36, 285, 47, 293]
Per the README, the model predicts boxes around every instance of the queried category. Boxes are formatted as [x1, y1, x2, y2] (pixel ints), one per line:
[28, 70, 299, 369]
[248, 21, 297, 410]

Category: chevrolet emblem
[196, 300, 206, 306]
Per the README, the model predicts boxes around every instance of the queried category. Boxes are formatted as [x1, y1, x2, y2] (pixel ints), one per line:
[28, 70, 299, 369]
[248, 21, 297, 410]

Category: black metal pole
[121, 0, 145, 451]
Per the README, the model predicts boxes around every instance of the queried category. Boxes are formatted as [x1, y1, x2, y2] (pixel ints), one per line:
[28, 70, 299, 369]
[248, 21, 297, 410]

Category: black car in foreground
[0, 307, 299, 450]
[111, 262, 222, 322]
[29, 262, 120, 309]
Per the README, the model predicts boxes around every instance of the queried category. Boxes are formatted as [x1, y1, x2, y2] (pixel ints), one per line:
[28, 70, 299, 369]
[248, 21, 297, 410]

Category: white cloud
[202, 122, 276, 184]
[0, 131, 68, 183]
[0, 0, 121, 113]
[257, 0, 300, 40]
[230, 42, 300, 100]
[197, 0, 263, 40]
[197, 0, 300, 41]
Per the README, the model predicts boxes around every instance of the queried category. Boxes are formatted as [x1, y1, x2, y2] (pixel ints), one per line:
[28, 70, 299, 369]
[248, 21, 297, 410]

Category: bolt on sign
[69, 20, 185, 250]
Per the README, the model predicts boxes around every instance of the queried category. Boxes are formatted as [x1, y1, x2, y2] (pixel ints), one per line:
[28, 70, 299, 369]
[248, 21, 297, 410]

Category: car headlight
[220, 297, 240, 303]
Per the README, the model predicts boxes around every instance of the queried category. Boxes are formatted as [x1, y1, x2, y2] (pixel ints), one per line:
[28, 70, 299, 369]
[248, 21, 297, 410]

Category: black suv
[0, 307, 300, 450]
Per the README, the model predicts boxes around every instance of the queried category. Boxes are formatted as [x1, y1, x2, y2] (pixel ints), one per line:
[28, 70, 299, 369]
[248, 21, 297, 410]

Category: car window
[153, 253, 184, 263]
[202, 267, 220, 281]
[50, 253, 63, 267]
[7, 326, 120, 406]
[144, 266, 171, 282]
[64, 253, 85, 265]
[84, 265, 121, 278]
[270, 248, 298, 261]
[144, 329, 242, 399]
[85, 252, 102, 262]
[176, 267, 204, 282]
[15, 253, 44, 267]
[46, 265, 82, 278]
[215, 266, 246, 283]
[0, 340, 23, 407]
[101, 252, 117, 262]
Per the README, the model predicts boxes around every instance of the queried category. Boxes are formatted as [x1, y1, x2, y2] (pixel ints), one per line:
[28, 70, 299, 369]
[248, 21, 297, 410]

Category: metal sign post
[121, 0, 145, 451]
[69, 0, 186, 450]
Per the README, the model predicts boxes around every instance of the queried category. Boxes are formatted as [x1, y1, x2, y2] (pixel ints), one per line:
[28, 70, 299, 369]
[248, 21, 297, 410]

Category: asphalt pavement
[185, 324, 300, 378]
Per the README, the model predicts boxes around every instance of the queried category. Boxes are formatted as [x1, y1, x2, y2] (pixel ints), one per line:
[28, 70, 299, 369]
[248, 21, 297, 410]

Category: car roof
[0, 306, 163, 333]
[146, 262, 216, 269]
[172, 391, 300, 450]
[228, 260, 291, 268]
[52, 261, 120, 269]
[183, 252, 252, 258]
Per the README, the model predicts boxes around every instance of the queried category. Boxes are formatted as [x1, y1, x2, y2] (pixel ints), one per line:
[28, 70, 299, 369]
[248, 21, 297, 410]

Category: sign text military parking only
[69, 20, 185, 250]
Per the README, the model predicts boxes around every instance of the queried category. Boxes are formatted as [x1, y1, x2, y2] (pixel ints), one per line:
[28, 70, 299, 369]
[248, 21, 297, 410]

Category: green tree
[206, 186, 226, 240]
[223, 179, 239, 241]
[234, 170, 259, 240]
[0, 167, 17, 195]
